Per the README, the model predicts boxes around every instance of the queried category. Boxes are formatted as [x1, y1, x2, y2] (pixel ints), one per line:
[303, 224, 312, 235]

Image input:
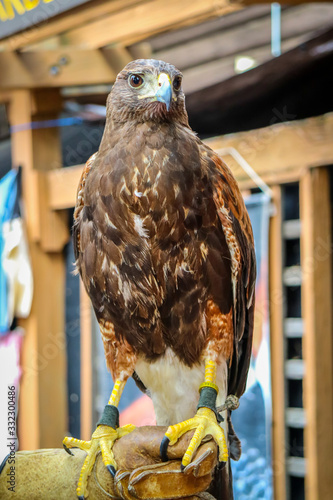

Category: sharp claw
[160, 436, 170, 462]
[218, 460, 227, 470]
[107, 464, 116, 477]
[180, 462, 185, 472]
[78, 496, 85, 499]
[63, 443, 74, 456]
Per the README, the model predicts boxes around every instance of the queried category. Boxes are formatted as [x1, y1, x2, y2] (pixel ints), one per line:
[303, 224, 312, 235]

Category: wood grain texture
[0, 0, 143, 51]
[155, 4, 333, 72]
[62, 0, 239, 49]
[8, 89, 67, 449]
[269, 185, 287, 500]
[48, 164, 85, 210]
[206, 113, 333, 190]
[300, 168, 333, 500]
[0, 49, 117, 89]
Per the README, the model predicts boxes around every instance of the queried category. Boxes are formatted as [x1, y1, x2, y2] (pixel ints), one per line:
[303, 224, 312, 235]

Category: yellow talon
[163, 359, 229, 468]
[182, 424, 205, 466]
[165, 418, 192, 445]
[63, 378, 134, 498]
[162, 360, 229, 469]
[165, 407, 228, 468]
[63, 424, 135, 498]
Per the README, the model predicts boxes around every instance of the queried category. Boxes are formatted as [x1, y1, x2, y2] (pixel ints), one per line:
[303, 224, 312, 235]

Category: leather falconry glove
[0, 426, 219, 500]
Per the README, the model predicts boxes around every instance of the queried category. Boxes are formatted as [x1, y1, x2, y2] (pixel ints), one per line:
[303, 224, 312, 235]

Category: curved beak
[155, 73, 172, 111]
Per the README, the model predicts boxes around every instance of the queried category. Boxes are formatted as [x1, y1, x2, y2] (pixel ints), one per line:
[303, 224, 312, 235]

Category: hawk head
[107, 59, 189, 126]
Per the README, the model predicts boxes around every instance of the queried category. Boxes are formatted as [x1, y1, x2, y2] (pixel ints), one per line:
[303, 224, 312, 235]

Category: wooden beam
[205, 112, 333, 190]
[8, 89, 68, 250]
[2, 4, 329, 90]
[37, 171, 69, 252]
[0, 49, 117, 89]
[0, 90, 11, 103]
[269, 185, 287, 500]
[100, 46, 134, 74]
[62, 0, 239, 49]
[181, 34, 308, 95]
[0, 52, 34, 88]
[128, 42, 153, 61]
[155, 4, 333, 71]
[0, 0, 330, 53]
[9, 91, 39, 241]
[8, 89, 68, 450]
[45, 113, 333, 212]
[0, 0, 143, 51]
[300, 168, 333, 500]
[48, 164, 84, 210]
[147, 5, 272, 51]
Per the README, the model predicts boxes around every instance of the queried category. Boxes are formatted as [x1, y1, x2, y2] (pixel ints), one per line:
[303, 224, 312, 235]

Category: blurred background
[0, 2, 333, 500]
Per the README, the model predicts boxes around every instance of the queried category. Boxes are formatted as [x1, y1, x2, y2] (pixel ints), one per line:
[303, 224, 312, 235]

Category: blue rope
[10, 116, 84, 133]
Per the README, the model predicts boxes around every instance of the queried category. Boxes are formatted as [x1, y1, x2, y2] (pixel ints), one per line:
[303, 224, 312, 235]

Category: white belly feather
[135, 348, 229, 441]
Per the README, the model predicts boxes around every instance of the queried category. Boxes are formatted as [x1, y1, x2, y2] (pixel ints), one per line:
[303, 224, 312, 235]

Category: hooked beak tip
[156, 94, 171, 112]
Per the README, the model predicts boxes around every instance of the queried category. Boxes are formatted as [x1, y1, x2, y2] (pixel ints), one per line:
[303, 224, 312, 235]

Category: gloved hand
[112, 425, 218, 499]
[0, 426, 218, 500]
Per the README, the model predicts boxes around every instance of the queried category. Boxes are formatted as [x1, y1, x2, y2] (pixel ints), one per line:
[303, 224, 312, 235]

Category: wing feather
[73, 153, 97, 262]
[202, 145, 256, 397]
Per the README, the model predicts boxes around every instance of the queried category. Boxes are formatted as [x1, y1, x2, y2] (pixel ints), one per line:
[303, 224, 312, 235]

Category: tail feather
[209, 459, 233, 500]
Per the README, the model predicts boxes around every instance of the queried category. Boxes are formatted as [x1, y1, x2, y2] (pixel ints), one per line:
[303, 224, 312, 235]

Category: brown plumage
[74, 59, 255, 400]
[71, 59, 256, 498]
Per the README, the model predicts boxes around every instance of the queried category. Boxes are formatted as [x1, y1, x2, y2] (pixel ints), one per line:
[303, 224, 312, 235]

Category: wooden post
[8, 89, 69, 449]
[300, 167, 333, 500]
[269, 185, 287, 500]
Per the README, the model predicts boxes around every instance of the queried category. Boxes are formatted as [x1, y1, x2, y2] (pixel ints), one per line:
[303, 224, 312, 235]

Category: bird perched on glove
[63, 59, 256, 499]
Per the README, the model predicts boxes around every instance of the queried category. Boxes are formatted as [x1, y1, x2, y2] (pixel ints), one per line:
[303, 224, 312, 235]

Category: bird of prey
[63, 59, 256, 499]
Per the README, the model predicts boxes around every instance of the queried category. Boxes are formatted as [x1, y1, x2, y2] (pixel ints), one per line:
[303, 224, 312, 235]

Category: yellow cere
[158, 72, 172, 87]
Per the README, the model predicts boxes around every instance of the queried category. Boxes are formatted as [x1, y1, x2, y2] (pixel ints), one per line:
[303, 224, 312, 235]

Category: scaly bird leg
[160, 359, 228, 470]
[63, 379, 135, 499]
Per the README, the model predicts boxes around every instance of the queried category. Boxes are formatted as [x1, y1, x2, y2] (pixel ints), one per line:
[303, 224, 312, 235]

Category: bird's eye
[173, 76, 182, 91]
[129, 74, 144, 88]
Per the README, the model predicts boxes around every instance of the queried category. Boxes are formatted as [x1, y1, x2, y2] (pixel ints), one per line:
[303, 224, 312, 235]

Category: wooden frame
[7, 89, 68, 450]
[269, 185, 287, 500]
[0, 0, 239, 90]
[300, 168, 333, 500]
[61, 0, 239, 49]
[206, 113, 333, 190]
[0, 0, 141, 51]
[1, 0, 327, 90]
